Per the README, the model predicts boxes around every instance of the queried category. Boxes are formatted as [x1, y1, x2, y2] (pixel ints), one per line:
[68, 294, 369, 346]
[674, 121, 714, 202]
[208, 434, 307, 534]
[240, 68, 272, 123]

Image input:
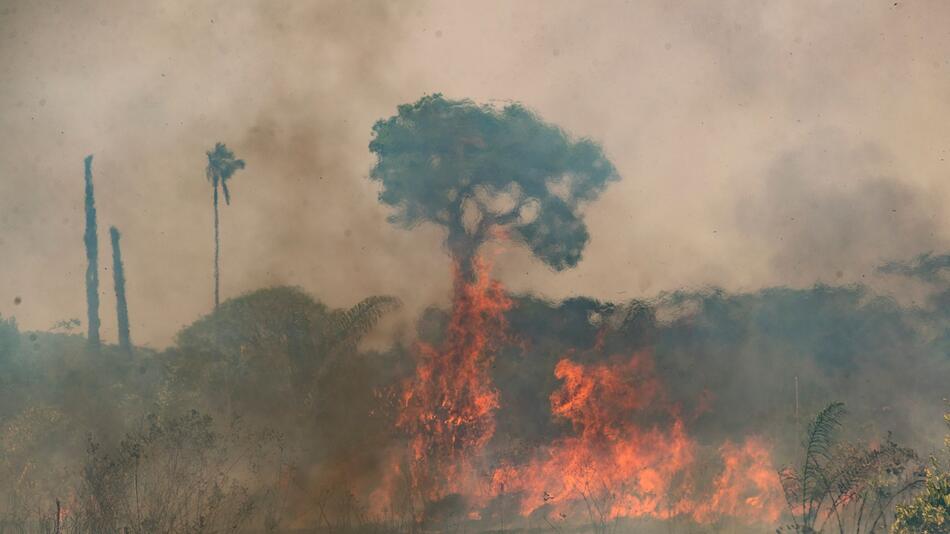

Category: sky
[1, 0, 948, 347]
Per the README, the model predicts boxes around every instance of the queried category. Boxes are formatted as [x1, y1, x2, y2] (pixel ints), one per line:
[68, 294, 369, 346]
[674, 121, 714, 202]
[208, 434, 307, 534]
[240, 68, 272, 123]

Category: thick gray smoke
[2, 1, 949, 532]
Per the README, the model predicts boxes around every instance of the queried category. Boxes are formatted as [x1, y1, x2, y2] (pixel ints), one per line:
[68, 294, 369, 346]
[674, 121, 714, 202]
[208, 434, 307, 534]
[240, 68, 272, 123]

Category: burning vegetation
[1, 95, 948, 533]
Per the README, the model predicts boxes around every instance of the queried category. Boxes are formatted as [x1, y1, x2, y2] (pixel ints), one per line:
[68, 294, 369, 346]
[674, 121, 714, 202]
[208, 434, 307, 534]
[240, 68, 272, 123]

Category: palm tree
[205, 143, 245, 310]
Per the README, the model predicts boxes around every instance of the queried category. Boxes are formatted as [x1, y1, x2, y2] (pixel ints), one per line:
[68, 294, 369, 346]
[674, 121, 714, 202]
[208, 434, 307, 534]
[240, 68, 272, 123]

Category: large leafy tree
[369, 94, 619, 279]
[205, 143, 245, 309]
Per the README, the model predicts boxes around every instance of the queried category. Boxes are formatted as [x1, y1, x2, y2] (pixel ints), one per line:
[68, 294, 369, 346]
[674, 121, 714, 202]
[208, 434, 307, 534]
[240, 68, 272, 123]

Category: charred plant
[82, 155, 100, 349]
[109, 226, 131, 356]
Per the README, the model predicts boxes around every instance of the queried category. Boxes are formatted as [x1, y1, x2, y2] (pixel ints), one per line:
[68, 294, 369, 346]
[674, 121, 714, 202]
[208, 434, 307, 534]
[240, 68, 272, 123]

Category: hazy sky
[1, 0, 948, 347]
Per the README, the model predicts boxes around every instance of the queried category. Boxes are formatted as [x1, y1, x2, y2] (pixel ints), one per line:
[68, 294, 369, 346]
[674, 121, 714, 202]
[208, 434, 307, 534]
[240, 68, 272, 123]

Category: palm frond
[805, 402, 846, 467]
[205, 142, 245, 197]
[326, 296, 401, 347]
[830, 434, 917, 503]
[220, 157, 245, 181]
[799, 402, 846, 525]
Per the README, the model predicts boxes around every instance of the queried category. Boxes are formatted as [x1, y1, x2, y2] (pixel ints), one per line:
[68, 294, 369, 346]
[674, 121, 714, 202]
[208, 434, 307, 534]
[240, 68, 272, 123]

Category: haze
[1, 0, 948, 347]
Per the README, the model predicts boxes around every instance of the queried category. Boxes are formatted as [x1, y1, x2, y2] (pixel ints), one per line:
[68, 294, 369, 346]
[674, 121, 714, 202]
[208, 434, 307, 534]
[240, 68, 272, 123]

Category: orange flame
[380, 257, 783, 528]
[491, 354, 696, 519]
[491, 353, 783, 525]
[693, 437, 785, 524]
[396, 255, 511, 502]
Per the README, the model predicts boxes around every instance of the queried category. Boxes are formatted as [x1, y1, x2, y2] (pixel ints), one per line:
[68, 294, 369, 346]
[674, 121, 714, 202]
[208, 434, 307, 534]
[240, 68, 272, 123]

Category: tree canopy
[205, 142, 245, 205]
[369, 94, 619, 271]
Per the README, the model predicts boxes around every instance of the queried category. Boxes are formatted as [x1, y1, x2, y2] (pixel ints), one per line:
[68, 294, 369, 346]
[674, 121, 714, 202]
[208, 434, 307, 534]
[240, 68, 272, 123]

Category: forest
[1, 95, 948, 534]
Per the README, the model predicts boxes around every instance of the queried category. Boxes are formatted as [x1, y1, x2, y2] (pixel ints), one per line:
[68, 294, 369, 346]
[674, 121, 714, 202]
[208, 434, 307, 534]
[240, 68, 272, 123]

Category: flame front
[396, 255, 511, 502]
[491, 354, 783, 525]
[384, 256, 783, 528]
[492, 354, 698, 519]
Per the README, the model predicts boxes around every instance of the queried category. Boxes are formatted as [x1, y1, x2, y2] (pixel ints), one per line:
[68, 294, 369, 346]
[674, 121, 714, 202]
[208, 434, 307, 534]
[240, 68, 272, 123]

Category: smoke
[737, 131, 945, 289]
[2, 1, 950, 531]
[3, 1, 949, 347]
[0, 0, 431, 346]
[493, 277, 949, 458]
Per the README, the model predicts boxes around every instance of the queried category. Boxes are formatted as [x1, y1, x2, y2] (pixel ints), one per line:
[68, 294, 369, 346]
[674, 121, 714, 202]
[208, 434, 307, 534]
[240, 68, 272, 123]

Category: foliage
[878, 252, 950, 284]
[369, 94, 619, 271]
[205, 142, 245, 206]
[893, 463, 950, 533]
[778, 403, 925, 533]
[779, 402, 845, 532]
[169, 286, 399, 418]
[0, 314, 19, 364]
[892, 411, 950, 534]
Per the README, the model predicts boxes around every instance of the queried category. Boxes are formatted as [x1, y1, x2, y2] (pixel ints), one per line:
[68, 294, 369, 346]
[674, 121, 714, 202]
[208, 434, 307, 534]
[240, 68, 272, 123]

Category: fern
[803, 402, 846, 514]
[779, 401, 846, 532]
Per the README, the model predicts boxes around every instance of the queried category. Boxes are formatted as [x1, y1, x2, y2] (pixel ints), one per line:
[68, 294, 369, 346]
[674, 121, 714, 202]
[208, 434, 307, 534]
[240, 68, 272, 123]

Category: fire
[492, 354, 697, 519]
[693, 437, 785, 524]
[396, 255, 511, 502]
[385, 255, 783, 528]
[491, 353, 783, 525]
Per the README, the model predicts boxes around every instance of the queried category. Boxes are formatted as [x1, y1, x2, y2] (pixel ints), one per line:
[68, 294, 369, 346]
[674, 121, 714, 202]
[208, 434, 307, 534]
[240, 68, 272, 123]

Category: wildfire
[492, 354, 698, 519]
[490, 353, 782, 525]
[396, 255, 512, 502]
[693, 437, 785, 524]
[386, 255, 783, 528]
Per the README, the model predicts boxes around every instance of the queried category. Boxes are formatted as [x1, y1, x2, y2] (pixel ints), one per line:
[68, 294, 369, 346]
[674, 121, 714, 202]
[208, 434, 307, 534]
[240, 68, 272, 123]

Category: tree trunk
[83, 155, 100, 349]
[456, 245, 478, 284]
[213, 180, 220, 310]
[110, 226, 132, 356]
[447, 215, 480, 284]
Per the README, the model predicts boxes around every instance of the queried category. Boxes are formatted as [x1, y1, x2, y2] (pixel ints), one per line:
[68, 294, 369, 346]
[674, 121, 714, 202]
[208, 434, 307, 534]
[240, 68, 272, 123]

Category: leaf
[326, 296, 401, 348]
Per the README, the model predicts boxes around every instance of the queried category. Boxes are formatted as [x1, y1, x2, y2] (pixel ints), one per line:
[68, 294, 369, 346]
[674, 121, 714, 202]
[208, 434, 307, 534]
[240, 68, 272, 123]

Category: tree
[171, 287, 399, 417]
[109, 226, 132, 356]
[83, 155, 101, 349]
[205, 143, 245, 309]
[369, 94, 619, 279]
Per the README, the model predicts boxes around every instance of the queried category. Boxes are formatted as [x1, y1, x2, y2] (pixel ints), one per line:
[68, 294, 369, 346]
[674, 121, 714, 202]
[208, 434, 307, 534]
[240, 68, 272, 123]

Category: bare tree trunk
[110, 226, 132, 355]
[83, 155, 101, 349]
[213, 181, 220, 310]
